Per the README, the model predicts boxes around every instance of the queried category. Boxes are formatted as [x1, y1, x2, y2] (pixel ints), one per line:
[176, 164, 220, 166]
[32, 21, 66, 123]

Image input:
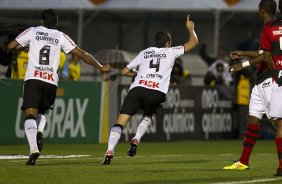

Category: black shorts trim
[120, 87, 166, 117]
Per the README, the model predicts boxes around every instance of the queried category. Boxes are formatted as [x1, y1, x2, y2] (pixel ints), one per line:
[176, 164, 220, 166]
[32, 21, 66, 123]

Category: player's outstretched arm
[122, 67, 137, 77]
[183, 16, 198, 53]
[7, 40, 20, 50]
[230, 50, 259, 60]
[229, 54, 264, 74]
[71, 47, 111, 72]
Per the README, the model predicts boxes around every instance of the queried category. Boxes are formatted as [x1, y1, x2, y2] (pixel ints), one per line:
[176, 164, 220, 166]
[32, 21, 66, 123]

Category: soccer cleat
[275, 168, 282, 176]
[127, 139, 138, 157]
[26, 151, 40, 166]
[102, 151, 113, 165]
[223, 161, 249, 170]
[37, 131, 43, 152]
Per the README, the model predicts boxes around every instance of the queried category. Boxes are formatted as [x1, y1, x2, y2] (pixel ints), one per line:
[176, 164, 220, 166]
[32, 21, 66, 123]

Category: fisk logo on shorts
[34, 70, 54, 81]
[139, 79, 159, 88]
[262, 81, 271, 88]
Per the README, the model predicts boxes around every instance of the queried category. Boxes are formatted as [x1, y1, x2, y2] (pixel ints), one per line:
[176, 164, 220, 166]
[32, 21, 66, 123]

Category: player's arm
[183, 16, 198, 53]
[229, 54, 264, 73]
[7, 40, 19, 50]
[230, 50, 260, 60]
[122, 67, 137, 77]
[263, 50, 274, 73]
[71, 47, 110, 72]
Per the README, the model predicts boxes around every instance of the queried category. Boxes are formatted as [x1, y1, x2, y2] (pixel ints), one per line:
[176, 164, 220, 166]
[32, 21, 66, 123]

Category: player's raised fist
[186, 15, 195, 31]
[230, 51, 244, 60]
[101, 64, 111, 72]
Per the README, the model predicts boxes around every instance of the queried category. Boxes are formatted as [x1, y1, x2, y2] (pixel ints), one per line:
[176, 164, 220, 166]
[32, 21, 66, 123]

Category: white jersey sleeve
[16, 28, 33, 47]
[127, 53, 142, 70]
[171, 46, 185, 59]
[61, 33, 76, 54]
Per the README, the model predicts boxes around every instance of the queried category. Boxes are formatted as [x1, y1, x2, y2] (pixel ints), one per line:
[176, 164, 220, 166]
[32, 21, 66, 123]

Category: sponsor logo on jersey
[262, 81, 271, 88]
[278, 70, 282, 78]
[144, 50, 166, 59]
[273, 28, 282, 35]
[139, 79, 159, 88]
[35, 31, 59, 44]
[34, 70, 54, 81]
[276, 60, 282, 67]
[35, 66, 54, 72]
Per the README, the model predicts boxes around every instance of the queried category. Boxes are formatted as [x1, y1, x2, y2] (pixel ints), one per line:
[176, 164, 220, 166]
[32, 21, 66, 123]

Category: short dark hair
[155, 31, 171, 48]
[259, 0, 277, 15]
[41, 9, 58, 27]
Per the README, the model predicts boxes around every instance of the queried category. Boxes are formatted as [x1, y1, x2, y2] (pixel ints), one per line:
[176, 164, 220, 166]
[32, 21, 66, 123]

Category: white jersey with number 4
[127, 46, 184, 94]
[16, 26, 76, 86]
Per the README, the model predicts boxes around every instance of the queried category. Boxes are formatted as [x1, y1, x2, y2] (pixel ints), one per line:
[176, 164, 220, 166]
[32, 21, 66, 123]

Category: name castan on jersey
[127, 46, 184, 94]
[16, 26, 76, 86]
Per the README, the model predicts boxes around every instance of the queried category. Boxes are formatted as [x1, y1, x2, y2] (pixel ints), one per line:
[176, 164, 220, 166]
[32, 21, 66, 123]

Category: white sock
[107, 125, 122, 153]
[24, 119, 39, 153]
[132, 116, 151, 144]
[36, 114, 46, 133]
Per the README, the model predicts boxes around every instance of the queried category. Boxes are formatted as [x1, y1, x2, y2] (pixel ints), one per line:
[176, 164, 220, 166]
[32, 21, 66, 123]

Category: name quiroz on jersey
[35, 31, 59, 45]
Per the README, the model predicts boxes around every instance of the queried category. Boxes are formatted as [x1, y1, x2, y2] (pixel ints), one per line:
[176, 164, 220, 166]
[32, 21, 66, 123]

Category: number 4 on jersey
[149, 58, 160, 72]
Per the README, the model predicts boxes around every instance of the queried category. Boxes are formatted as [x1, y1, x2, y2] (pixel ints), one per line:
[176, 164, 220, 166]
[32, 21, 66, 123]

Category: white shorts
[270, 81, 282, 118]
[249, 78, 273, 119]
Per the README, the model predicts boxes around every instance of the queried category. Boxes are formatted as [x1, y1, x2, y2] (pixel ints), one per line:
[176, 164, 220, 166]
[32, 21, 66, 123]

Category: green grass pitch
[1, 140, 282, 184]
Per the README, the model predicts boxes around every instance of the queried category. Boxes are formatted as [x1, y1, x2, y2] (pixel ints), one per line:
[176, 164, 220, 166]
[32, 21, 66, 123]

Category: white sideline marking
[213, 178, 282, 184]
[0, 155, 91, 160]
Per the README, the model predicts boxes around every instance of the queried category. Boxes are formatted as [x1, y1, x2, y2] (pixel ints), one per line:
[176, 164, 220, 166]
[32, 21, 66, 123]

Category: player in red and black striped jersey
[261, 0, 282, 176]
[224, 0, 276, 171]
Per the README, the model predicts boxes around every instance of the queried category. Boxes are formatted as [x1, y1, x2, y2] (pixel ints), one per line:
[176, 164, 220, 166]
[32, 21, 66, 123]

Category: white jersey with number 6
[16, 26, 76, 86]
[127, 46, 184, 94]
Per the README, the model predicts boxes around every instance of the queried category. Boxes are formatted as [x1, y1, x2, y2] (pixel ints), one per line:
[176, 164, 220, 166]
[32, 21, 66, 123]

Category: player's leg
[224, 81, 271, 170]
[102, 114, 131, 165]
[37, 82, 57, 152]
[21, 80, 42, 165]
[102, 87, 141, 165]
[270, 83, 282, 175]
[24, 108, 40, 166]
[238, 116, 260, 165]
[36, 113, 46, 152]
[275, 119, 282, 175]
[128, 88, 166, 157]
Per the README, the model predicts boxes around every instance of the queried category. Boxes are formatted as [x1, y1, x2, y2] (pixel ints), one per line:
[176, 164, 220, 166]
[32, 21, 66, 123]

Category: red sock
[275, 138, 282, 169]
[239, 123, 260, 165]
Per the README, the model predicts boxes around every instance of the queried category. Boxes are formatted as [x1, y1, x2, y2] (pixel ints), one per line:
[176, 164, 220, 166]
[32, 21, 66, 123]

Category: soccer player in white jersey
[7, 9, 111, 166]
[102, 16, 198, 165]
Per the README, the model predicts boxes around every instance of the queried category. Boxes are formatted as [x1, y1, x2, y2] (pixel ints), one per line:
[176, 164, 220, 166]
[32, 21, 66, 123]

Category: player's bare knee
[248, 115, 261, 124]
